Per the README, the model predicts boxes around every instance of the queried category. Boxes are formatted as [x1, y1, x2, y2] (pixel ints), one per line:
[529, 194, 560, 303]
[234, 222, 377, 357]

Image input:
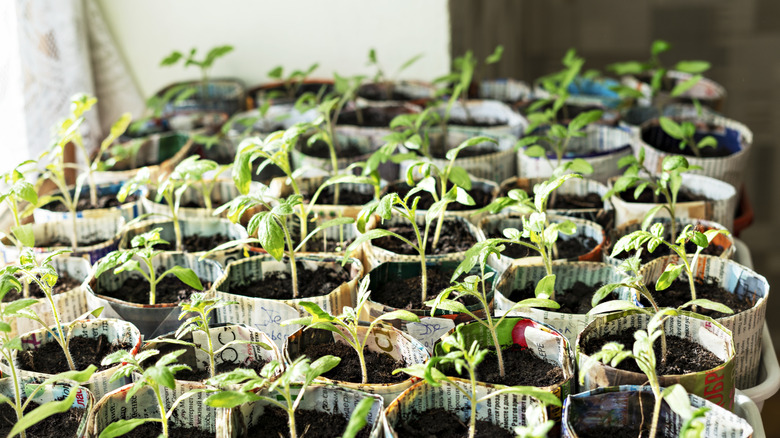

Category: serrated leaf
[167, 266, 203, 290]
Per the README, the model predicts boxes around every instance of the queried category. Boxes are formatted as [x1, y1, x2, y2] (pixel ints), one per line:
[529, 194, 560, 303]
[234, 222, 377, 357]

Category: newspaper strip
[640, 112, 752, 189]
[562, 385, 752, 438]
[576, 310, 736, 411]
[89, 381, 219, 436]
[494, 261, 627, 345]
[435, 99, 527, 138]
[610, 173, 738, 231]
[119, 217, 248, 266]
[478, 78, 533, 104]
[142, 179, 245, 220]
[357, 80, 437, 103]
[0, 216, 125, 265]
[381, 380, 548, 437]
[517, 124, 636, 184]
[92, 131, 193, 185]
[640, 255, 769, 389]
[437, 318, 574, 425]
[4, 318, 142, 401]
[603, 217, 735, 267]
[85, 252, 224, 339]
[479, 213, 605, 272]
[158, 78, 244, 116]
[212, 255, 363, 349]
[398, 129, 519, 184]
[33, 182, 144, 223]
[223, 383, 384, 438]
[284, 325, 428, 406]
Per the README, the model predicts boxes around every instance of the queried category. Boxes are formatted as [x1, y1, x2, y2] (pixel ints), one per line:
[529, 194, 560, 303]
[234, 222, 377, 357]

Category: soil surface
[429, 136, 500, 159]
[41, 193, 138, 212]
[618, 187, 706, 204]
[313, 186, 374, 206]
[337, 106, 412, 127]
[384, 181, 494, 211]
[576, 425, 651, 438]
[96, 272, 210, 305]
[298, 136, 364, 160]
[582, 331, 723, 375]
[358, 83, 420, 101]
[0, 402, 85, 438]
[507, 281, 608, 314]
[155, 233, 232, 253]
[294, 340, 406, 384]
[613, 233, 726, 264]
[37, 236, 109, 247]
[18, 334, 135, 374]
[4, 272, 83, 302]
[394, 408, 513, 438]
[116, 422, 214, 438]
[498, 186, 603, 210]
[228, 262, 352, 300]
[442, 344, 564, 387]
[371, 268, 480, 311]
[250, 406, 372, 438]
[489, 232, 597, 260]
[372, 219, 477, 256]
[645, 278, 754, 319]
[447, 117, 508, 128]
[642, 125, 734, 158]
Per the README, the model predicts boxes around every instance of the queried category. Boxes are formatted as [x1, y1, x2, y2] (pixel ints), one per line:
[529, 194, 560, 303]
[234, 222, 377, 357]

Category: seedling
[0, 161, 39, 298]
[580, 310, 708, 438]
[657, 117, 718, 158]
[365, 48, 424, 99]
[204, 355, 342, 438]
[285, 276, 419, 384]
[397, 326, 561, 438]
[210, 193, 354, 298]
[99, 349, 194, 438]
[94, 228, 204, 305]
[160, 45, 234, 96]
[266, 63, 321, 100]
[427, 239, 559, 378]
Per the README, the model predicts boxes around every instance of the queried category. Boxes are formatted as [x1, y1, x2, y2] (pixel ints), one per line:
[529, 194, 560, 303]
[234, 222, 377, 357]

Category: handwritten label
[405, 318, 455, 353]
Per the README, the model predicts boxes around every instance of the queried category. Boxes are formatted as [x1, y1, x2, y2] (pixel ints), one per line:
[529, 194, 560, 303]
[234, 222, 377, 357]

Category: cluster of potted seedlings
[0, 40, 767, 437]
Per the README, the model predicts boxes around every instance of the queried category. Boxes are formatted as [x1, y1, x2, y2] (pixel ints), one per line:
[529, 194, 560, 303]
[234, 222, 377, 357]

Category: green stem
[2, 347, 25, 438]
[203, 311, 216, 378]
[153, 386, 169, 437]
[648, 383, 661, 438]
[280, 218, 299, 298]
[44, 288, 76, 371]
[146, 257, 157, 305]
[289, 178, 308, 252]
[285, 391, 298, 438]
[468, 367, 478, 438]
[480, 263, 505, 377]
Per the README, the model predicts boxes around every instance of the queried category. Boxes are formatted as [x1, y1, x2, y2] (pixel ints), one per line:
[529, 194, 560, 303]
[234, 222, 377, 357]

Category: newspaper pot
[212, 254, 363, 349]
[434, 318, 574, 425]
[5, 318, 142, 401]
[436, 99, 527, 138]
[93, 131, 192, 184]
[610, 173, 738, 231]
[359, 261, 495, 352]
[625, 70, 727, 112]
[640, 255, 769, 389]
[477, 78, 533, 104]
[517, 124, 636, 183]
[576, 309, 736, 410]
[0, 216, 124, 265]
[221, 383, 383, 438]
[85, 252, 224, 338]
[640, 113, 752, 189]
[493, 262, 627, 344]
[382, 379, 549, 437]
[499, 177, 614, 231]
[142, 179, 244, 220]
[157, 78, 245, 116]
[358, 80, 436, 103]
[119, 217, 248, 266]
[399, 129, 519, 184]
[268, 174, 377, 220]
[33, 182, 144, 223]
[142, 324, 281, 383]
[247, 78, 334, 109]
[88, 381, 219, 437]
[562, 385, 752, 438]
[478, 213, 605, 272]
[4, 256, 91, 339]
[380, 177, 499, 225]
[284, 325, 429, 406]
[604, 217, 735, 267]
[363, 214, 484, 266]
[0, 377, 94, 438]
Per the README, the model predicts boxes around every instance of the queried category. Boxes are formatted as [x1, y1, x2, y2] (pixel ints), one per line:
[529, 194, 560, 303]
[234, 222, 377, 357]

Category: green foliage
[0, 160, 39, 250]
[434, 45, 503, 126]
[366, 48, 423, 91]
[160, 45, 234, 83]
[265, 62, 320, 100]
[658, 117, 718, 158]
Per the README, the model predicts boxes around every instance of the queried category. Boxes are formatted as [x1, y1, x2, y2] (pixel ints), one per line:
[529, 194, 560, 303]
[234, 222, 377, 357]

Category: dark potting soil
[498, 185, 603, 210]
[114, 422, 214, 438]
[371, 268, 479, 311]
[228, 262, 352, 300]
[37, 235, 109, 247]
[3, 272, 82, 302]
[575, 425, 651, 438]
[581, 331, 723, 375]
[96, 272, 210, 305]
[447, 118, 508, 128]
[614, 234, 726, 265]
[642, 125, 734, 158]
[18, 334, 135, 375]
[394, 408, 513, 438]
[338, 106, 411, 127]
[314, 186, 375, 206]
[41, 193, 138, 212]
[442, 344, 564, 387]
[358, 83, 419, 101]
[429, 136, 500, 159]
[155, 233, 232, 253]
[618, 187, 706, 204]
[489, 232, 597, 260]
[508, 281, 608, 315]
[0, 401, 85, 438]
[298, 137, 364, 160]
[372, 220, 477, 256]
[384, 181, 494, 211]
[295, 340, 406, 384]
[249, 406, 371, 438]
[645, 278, 754, 319]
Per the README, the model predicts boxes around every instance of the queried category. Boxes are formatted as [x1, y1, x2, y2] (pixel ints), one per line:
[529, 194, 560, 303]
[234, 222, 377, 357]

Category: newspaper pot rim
[118, 217, 249, 259]
[141, 178, 238, 216]
[518, 124, 635, 160]
[96, 131, 193, 182]
[357, 79, 437, 105]
[417, 127, 520, 161]
[608, 173, 738, 207]
[434, 98, 527, 134]
[268, 174, 377, 209]
[247, 78, 335, 108]
[33, 182, 146, 221]
[638, 114, 751, 160]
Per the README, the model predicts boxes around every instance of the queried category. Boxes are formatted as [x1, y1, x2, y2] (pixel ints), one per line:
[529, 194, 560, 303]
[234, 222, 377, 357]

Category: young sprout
[204, 355, 342, 438]
[160, 45, 234, 96]
[285, 276, 419, 384]
[266, 63, 321, 100]
[657, 117, 719, 158]
[211, 193, 354, 298]
[0, 271, 97, 438]
[397, 326, 561, 438]
[580, 310, 708, 438]
[94, 228, 204, 305]
[365, 49, 424, 99]
[1, 160, 38, 298]
[427, 240, 559, 378]
[513, 403, 556, 438]
[99, 349, 194, 438]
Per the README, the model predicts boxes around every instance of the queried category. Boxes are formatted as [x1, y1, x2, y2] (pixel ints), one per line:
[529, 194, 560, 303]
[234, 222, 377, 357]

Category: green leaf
[10, 224, 35, 248]
[160, 51, 183, 66]
[659, 117, 684, 139]
[524, 145, 547, 158]
[342, 397, 375, 438]
[697, 136, 718, 149]
[674, 61, 710, 74]
[308, 355, 341, 384]
[11, 389, 78, 437]
[99, 418, 155, 438]
[258, 214, 285, 261]
[651, 40, 671, 56]
[656, 263, 684, 291]
[378, 310, 420, 323]
[167, 266, 203, 290]
[671, 74, 702, 97]
[568, 110, 603, 132]
[448, 166, 471, 190]
[588, 300, 641, 316]
[445, 136, 495, 161]
[662, 155, 689, 172]
[534, 274, 556, 299]
[205, 390, 261, 409]
[641, 205, 664, 231]
[486, 45, 504, 64]
[298, 301, 335, 323]
[691, 231, 708, 248]
[681, 299, 733, 315]
[662, 384, 694, 418]
[145, 365, 176, 390]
